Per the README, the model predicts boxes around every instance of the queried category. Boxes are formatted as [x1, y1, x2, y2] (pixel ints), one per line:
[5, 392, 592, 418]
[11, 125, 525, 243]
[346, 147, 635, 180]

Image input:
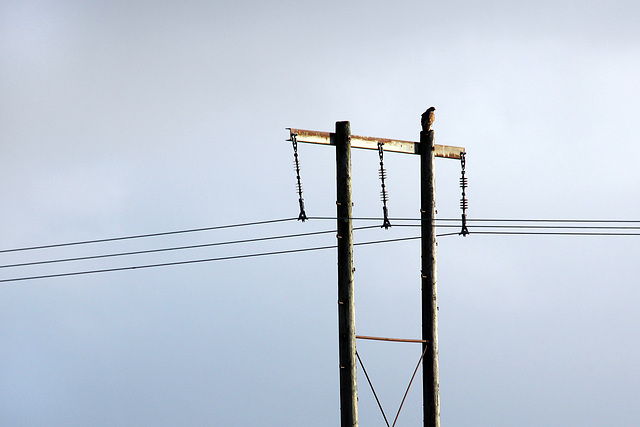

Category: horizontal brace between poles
[287, 128, 465, 159]
[356, 335, 426, 343]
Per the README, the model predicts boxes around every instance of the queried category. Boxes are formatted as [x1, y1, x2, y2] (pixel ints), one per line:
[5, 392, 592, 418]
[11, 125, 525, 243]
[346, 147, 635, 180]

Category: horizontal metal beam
[356, 335, 426, 343]
[287, 128, 465, 159]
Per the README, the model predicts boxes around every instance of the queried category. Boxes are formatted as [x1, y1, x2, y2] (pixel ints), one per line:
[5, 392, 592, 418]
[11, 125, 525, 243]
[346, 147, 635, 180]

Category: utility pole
[335, 121, 358, 427]
[420, 129, 439, 427]
[287, 112, 463, 426]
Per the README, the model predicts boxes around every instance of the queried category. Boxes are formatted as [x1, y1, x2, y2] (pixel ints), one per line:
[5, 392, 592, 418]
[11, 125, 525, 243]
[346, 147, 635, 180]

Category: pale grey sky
[1, 1, 639, 426]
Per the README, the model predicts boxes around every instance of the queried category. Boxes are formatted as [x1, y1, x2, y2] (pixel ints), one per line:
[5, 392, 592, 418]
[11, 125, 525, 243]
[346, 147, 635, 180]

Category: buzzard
[421, 107, 436, 132]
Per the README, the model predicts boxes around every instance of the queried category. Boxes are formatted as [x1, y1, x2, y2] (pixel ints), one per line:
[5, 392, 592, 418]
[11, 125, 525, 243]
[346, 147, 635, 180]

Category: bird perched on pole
[421, 107, 436, 132]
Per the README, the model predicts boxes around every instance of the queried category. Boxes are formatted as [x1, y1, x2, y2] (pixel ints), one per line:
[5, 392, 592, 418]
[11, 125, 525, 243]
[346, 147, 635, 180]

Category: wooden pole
[336, 121, 358, 427]
[420, 129, 440, 427]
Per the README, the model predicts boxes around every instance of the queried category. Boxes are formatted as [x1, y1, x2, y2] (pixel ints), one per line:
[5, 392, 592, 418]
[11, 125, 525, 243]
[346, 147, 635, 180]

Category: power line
[0, 228, 336, 269]
[393, 224, 640, 231]
[0, 217, 299, 254]
[470, 231, 640, 236]
[2, 215, 638, 283]
[0, 226, 382, 270]
[0, 244, 336, 284]
[3, 216, 638, 257]
[393, 223, 640, 235]
[309, 216, 640, 224]
[435, 224, 640, 230]
[0, 235, 433, 284]
[449, 218, 640, 223]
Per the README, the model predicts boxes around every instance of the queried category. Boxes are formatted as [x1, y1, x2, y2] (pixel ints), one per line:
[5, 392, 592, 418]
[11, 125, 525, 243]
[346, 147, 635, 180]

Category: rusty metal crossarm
[287, 127, 465, 159]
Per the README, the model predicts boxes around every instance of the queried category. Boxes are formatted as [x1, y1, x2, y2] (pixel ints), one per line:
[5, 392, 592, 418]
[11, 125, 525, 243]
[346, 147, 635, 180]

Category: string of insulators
[291, 134, 308, 222]
[459, 151, 469, 236]
[378, 142, 391, 229]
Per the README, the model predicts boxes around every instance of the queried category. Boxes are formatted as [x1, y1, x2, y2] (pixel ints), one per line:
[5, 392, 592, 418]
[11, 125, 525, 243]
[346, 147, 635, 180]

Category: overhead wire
[3, 216, 639, 257]
[2, 215, 639, 284]
[308, 216, 640, 224]
[0, 217, 299, 254]
[469, 231, 640, 236]
[309, 217, 640, 234]
[443, 218, 640, 223]
[393, 222, 640, 236]
[0, 234, 433, 284]
[0, 225, 380, 270]
[429, 224, 640, 230]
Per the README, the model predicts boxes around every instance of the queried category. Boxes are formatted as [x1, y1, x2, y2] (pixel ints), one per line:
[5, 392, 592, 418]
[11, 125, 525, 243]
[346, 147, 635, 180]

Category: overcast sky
[2, 1, 640, 426]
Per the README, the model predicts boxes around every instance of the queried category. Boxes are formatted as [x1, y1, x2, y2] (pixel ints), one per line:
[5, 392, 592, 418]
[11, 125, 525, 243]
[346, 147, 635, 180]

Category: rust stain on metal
[287, 127, 465, 159]
[287, 128, 333, 145]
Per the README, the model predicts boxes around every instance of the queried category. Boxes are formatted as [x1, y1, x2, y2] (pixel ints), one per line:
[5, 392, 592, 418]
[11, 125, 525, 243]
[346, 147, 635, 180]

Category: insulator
[377, 142, 391, 229]
[291, 133, 307, 221]
[459, 177, 468, 187]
